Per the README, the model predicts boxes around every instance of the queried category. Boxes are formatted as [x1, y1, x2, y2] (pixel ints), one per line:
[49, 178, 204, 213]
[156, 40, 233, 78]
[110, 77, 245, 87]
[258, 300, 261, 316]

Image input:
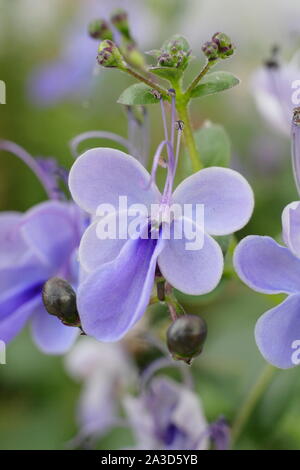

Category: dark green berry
[42, 277, 80, 327]
[167, 314, 207, 362]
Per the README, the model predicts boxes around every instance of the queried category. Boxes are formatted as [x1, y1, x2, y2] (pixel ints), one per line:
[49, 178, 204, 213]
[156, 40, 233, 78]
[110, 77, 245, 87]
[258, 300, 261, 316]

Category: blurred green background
[1, 0, 300, 450]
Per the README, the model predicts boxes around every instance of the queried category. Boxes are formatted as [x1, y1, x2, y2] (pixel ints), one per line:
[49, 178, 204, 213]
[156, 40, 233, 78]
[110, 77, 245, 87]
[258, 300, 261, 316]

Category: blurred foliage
[1, 0, 300, 450]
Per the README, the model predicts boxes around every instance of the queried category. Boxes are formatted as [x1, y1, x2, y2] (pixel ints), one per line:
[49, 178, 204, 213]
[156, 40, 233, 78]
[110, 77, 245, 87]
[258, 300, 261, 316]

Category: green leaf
[191, 71, 240, 99]
[194, 122, 231, 167]
[149, 66, 182, 82]
[117, 83, 160, 105]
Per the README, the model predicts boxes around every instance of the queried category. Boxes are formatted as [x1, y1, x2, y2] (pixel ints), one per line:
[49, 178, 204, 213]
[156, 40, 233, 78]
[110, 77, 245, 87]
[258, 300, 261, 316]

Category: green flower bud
[158, 52, 175, 67]
[163, 34, 191, 54]
[42, 277, 80, 327]
[202, 41, 219, 62]
[111, 9, 131, 40]
[212, 32, 235, 59]
[97, 40, 125, 68]
[167, 314, 207, 363]
[88, 19, 113, 40]
[157, 35, 191, 70]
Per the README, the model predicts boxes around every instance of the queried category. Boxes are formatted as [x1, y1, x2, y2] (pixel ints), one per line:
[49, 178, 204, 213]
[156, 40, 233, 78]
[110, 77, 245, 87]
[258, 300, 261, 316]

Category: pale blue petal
[77, 235, 164, 341]
[69, 148, 160, 214]
[158, 217, 223, 295]
[79, 212, 148, 273]
[31, 306, 79, 355]
[0, 296, 40, 344]
[255, 294, 300, 369]
[282, 201, 300, 258]
[172, 167, 254, 236]
[234, 235, 300, 294]
[21, 201, 80, 269]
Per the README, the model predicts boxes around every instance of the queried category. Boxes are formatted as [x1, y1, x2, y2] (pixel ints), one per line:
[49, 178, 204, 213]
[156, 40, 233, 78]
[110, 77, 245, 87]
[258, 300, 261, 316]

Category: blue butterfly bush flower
[234, 108, 300, 369]
[124, 376, 209, 450]
[124, 378, 230, 450]
[68, 102, 254, 341]
[66, 337, 230, 450]
[0, 141, 86, 354]
[234, 201, 300, 369]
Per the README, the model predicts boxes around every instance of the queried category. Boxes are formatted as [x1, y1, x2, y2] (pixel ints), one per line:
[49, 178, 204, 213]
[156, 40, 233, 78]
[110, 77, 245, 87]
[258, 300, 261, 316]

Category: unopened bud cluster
[157, 35, 191, 70]
[97, 40, 125, 68]
[202, 32, 235, 61]
[90, 9, 144, 69]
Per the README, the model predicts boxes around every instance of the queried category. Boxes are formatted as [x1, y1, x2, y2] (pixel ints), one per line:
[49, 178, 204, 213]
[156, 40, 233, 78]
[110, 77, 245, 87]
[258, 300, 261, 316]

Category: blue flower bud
[88, 19, 113, 41]
[167, 314, 207, 363]
[42, 277, 80, 327]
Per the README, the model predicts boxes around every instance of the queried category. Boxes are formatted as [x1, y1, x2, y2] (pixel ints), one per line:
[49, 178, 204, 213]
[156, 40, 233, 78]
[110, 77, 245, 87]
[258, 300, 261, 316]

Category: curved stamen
[126, 106, 150, 165]
[70, 131, 137, 159]
[160, 98, 175, 171]
[174, 123, 183, 178]
[170, 92, 176, 148]
[139, 356, 194, 392]
[161, 124, 183, 205]
[147, 139, 173, 189]
[0, 140, 57, 199]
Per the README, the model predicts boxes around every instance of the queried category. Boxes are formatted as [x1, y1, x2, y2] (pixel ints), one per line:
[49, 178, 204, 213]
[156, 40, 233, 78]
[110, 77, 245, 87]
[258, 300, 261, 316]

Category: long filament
[70, 131, 137, 159]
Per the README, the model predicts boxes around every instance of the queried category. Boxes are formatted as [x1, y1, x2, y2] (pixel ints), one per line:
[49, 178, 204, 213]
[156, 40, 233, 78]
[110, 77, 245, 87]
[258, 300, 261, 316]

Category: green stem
[165, 282, 185, 320]
[123, 66, 169, 100]
[231, 364, 276, 447]
[185, 60, 214, 96]
[149, 296, 159, 305]
[176, 101, 202, 171]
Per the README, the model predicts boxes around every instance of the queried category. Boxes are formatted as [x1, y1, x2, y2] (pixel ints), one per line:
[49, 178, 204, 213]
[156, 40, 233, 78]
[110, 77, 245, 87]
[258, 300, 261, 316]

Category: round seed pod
[42, 277, 80, 327]
[167, 314, 207, 362]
